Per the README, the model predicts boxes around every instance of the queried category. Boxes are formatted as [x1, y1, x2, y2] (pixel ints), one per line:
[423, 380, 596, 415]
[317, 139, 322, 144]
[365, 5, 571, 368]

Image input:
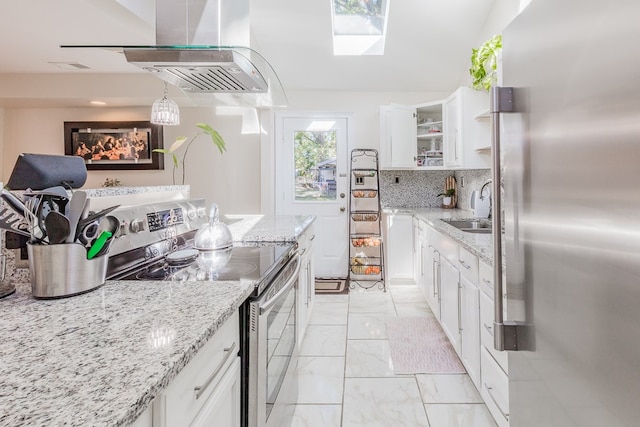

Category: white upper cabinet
[380, 87, 492, 170]
[445, 87, 493, 164]
[379, 103, 418, 169]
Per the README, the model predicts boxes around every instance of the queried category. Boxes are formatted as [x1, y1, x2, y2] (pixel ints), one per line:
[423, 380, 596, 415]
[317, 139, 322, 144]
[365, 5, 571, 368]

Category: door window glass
[294, 130, 337, 201]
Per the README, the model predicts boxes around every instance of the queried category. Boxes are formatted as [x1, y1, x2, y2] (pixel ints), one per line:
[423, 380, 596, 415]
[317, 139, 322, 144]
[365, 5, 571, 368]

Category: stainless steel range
[103, 198, 299, 427]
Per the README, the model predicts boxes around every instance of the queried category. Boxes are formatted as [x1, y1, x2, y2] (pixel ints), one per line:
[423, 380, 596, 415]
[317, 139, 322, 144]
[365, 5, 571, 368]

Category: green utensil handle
[87, 231, 112, 260]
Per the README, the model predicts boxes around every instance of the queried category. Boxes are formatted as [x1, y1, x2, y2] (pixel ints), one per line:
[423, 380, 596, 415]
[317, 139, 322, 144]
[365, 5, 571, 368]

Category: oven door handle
[259, 255, 301, 314]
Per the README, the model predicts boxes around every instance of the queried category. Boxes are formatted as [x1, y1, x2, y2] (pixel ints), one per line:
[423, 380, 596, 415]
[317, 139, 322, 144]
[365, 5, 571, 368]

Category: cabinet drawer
[478, 260, 494, 297]
[480, 347, 510, 427]
[426, 225, 457, 264]
[479, 291, 508, 374]
[457, 246, 478, 283]
[158, 311, 239, 427]
[298, 226, 314, 257]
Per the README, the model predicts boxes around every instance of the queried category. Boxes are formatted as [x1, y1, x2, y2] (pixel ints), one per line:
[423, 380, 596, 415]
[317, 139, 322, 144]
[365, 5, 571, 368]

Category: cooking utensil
[0, 188, 31, 237]
[87, 231, 112, 260]
[77, 214, 120, 248]
[76, 205, 120, 231]
[0, 188, 27, 215]
[45, 211, 71, 244]
[93, 235, 115, 258]
[77, 221, 99, 247]
[66, 190, 87, 243]
[25, 186, 69, 199]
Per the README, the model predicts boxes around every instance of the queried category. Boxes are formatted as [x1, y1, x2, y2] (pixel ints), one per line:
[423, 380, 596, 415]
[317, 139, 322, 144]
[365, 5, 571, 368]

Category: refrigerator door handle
[490, 86, 522, 352]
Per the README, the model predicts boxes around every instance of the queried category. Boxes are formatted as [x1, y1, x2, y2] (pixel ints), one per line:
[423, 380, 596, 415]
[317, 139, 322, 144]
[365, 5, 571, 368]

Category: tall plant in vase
[153, 123, 226, 185]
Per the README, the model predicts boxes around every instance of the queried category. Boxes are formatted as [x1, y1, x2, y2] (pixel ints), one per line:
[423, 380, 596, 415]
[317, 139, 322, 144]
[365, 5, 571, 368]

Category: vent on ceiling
[49, 62, 91, 70]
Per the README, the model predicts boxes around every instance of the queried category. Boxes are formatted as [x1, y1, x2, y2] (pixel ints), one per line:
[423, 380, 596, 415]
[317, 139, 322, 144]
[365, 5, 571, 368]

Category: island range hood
[64, 0, 287, 107]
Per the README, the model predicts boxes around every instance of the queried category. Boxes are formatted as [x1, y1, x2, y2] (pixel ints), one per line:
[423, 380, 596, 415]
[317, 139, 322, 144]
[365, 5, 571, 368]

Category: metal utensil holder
[27, 243, 108, 299]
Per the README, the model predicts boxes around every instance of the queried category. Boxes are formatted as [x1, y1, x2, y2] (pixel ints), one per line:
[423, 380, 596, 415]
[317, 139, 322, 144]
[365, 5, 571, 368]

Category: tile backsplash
[379, 169, 491, 210]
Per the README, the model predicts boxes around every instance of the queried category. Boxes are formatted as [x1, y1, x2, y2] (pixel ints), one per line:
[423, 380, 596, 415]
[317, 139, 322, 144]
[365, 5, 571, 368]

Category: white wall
[260, 90, 450, 214]
[476, 0, 521, 44]
[1, 106, 262, 214]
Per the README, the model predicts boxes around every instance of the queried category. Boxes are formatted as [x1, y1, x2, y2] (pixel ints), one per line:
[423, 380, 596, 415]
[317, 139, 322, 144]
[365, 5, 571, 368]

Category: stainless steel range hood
[123, 47, 269, 93]
[64, 0, 287, 107]
[125, 0, 269, 91]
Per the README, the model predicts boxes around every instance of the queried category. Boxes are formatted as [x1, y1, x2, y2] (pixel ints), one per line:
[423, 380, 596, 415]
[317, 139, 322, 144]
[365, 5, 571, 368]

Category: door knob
[340, 193, 345, 198]
[340, 207, 346, 212]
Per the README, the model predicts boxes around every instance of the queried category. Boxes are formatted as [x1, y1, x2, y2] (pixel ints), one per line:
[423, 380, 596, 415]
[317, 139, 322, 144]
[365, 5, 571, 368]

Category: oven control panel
[147, 207, 184, 232]
[106, 198, 207, 257]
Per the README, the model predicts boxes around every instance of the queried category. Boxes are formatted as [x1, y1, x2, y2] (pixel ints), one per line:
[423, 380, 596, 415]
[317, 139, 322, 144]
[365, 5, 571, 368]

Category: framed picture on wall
[63, 121, 164, 170]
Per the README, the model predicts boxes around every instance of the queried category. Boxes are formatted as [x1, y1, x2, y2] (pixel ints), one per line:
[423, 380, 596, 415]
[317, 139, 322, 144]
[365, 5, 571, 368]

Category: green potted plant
[153, 122, 226, 185]
[437, 188, 456, 208]
[470, 34, 502, 91]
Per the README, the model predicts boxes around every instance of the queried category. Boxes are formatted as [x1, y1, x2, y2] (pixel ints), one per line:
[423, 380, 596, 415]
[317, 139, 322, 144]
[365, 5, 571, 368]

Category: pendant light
[151, 81, 180, 125]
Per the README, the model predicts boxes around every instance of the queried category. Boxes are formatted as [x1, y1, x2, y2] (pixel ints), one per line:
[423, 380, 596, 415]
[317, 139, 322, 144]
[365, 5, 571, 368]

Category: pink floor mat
[385, 316, 466, 374]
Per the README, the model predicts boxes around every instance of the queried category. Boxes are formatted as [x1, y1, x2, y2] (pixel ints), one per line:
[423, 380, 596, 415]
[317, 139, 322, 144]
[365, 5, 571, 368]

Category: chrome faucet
[480, 179, 492, 200]
[480, 178, 504, 218]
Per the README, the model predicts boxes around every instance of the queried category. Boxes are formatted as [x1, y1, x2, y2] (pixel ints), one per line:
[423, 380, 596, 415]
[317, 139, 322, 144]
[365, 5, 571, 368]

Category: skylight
[331, 0, 390, 55]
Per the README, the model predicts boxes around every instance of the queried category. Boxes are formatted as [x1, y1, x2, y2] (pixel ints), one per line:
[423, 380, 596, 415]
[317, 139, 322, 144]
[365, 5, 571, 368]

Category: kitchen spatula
[65, 191, 87, 243]
[45, 211, 70, 244]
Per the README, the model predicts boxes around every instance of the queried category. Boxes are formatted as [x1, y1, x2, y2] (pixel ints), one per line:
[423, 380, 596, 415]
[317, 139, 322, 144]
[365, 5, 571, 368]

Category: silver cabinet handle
[482, 278, 492, 287]
[457, 283, 462, 332]
[432, 257, 437, 298]
[307, 260, 312, 305]
[458, 259, 471, 270]
[484, 382, 510, 422]
[305, 264, 310, 307]
[309, 234, 316, 241]
[436, 260, 441, 303]
[194, 341, 237, 399]
[298, 247, 307, 256]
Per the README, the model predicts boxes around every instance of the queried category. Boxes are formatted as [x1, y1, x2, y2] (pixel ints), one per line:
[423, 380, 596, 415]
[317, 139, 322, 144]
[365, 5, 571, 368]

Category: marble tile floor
[291, 285, 497, 427]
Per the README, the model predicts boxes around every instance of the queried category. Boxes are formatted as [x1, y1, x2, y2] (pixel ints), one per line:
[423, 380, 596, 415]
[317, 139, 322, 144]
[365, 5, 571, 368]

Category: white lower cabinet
[479, 265, 510, 427]
[460, 275, 480, 389]
[297, 224, 316, 348]
[481, 347, 510, 427]
[480, 291, 509, 373]
[415, 218, 427, 294]
[415, 218, 509, 426]
[384, 213, 415, 283]
[439, 257, 461, 355]
[424, 245, 440, 319]
[152, 311, 241, 427]
[191, 358, 241, 427]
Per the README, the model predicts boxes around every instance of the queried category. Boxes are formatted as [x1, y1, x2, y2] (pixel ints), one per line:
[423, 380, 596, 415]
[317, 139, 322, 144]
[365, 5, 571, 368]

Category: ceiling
[0, 0, 505, 106]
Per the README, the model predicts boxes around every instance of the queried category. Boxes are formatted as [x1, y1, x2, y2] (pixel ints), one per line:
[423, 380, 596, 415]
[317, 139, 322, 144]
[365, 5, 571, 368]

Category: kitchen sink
[442, 219, 494, 234]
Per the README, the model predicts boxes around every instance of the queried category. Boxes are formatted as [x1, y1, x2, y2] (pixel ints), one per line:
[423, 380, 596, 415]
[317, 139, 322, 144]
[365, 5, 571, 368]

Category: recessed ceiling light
[90, 101, 107, 106]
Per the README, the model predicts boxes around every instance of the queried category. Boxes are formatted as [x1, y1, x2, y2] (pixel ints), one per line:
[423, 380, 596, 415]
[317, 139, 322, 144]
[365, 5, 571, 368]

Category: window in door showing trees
[294, 130, 337, 201]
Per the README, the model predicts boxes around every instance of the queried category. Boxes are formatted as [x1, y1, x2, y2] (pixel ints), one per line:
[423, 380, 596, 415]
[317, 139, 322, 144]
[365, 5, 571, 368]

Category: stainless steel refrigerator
[493, 0, 640, 425]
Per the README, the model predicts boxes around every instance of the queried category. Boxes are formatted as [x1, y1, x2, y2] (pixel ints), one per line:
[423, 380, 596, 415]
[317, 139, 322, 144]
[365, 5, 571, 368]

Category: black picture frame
[64, 121, 164, 170]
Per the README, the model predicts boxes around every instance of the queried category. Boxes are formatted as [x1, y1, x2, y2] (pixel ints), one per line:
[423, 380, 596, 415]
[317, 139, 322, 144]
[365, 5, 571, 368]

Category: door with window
[275, 113, 349, 278]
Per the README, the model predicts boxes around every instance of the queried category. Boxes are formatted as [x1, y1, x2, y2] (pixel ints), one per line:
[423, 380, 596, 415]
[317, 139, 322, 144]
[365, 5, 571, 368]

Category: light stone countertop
[0, 279, 254, 427]
[0, 213, 315, 427]
[383, 207, 497, 266]
[224, 214, 316, 242]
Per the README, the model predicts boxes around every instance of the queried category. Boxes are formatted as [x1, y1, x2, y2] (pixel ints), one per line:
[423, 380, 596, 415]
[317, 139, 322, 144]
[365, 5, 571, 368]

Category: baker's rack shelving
[348, 149, 385, 291]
